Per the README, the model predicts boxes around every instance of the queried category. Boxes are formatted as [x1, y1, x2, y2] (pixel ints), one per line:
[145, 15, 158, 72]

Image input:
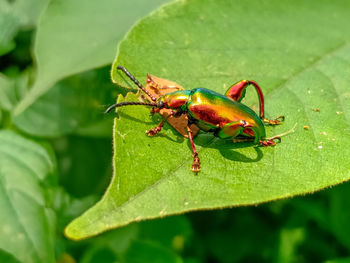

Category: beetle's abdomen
[187, 88, 265, 138]
[188, 104, 229, 128]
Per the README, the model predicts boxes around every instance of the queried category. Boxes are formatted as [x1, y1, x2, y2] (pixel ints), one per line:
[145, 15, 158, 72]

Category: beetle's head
[155, 96, 168, 109]
[156, 91, 190, 109]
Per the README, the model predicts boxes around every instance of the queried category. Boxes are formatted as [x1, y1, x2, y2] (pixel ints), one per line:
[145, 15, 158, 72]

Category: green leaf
[190, 209, 277, 262]
[0, 130, 56, 263]
[65, 0, 350, 239]
[52, 135, 112, 197]
[10, 0, 49, 28]
[0, 72, 29, 113]
[0, 74, 15, 111]
[277, 228, 305, 263]
[329, 183, 350, 250]
[13, 0, 173, 116]
[138, 216, 192, 251]
[79, 224, 138, 263]
[78, 216, 190, 263]
[0, 1, 20, 55]
[0, 0, 46, 56]
[0, 249, 21, 263]
[13, 66, 117, 137]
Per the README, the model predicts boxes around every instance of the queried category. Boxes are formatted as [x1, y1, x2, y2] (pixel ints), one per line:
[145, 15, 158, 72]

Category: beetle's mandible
[106, 66, 284, 173]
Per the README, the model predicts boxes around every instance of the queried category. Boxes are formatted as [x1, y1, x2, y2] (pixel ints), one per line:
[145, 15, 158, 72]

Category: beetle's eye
[158, 101, 164, 108]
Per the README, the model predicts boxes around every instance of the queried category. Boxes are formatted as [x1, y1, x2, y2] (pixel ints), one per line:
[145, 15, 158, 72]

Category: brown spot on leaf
[142, 74, 199, 137]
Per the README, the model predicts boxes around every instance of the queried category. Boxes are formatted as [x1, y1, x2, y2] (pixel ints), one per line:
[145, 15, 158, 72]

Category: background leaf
[0, 130, 57, 263]
[9, 0, 49, 28]
[122, 240, 182, 263]
[13, 0, 173, 116]
[0, 1, 20, 56]
[0, 0, 47, 56]
[0, 74, 15, 111]
[52, 135, 112, 197]
[66, 0, 350, 240]
[13, 66, 117, 137]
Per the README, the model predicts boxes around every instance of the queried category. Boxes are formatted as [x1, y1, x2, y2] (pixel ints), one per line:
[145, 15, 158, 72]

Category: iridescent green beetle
[106, 66, 284, 173]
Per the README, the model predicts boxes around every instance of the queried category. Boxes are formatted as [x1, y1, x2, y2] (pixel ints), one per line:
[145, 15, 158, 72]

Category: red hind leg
[259, 136, 281, 147]
[225, 80, 264, 119]
[225, 80, 284, 125]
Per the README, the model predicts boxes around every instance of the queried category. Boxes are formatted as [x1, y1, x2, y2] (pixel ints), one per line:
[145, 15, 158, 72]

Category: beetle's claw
[263, 116, 285, 125]
[145, 129, 152, 136]
[146, 127, 161, 136]
[259, 137, 281, 147]
[191, 154, 201, 173]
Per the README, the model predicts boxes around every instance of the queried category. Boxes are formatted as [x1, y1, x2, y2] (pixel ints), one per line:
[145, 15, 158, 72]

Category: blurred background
[1, 0, 350, 262]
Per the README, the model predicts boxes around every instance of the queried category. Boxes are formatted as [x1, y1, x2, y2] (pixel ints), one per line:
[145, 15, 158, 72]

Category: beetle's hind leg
[263, 115, 285, 126]
[187, 125, 200, 173]
[225, 80, 285, 126]
[225, 80, 265, 119]
[259, 123, 296, 146]
[259, 136, 281, 147]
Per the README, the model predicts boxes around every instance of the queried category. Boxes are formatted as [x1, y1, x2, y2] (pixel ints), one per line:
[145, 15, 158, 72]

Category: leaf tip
[64, 221, 82, 241]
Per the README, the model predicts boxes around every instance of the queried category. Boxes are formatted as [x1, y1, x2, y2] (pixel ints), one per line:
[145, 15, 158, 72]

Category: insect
[106, 66, 284, 173]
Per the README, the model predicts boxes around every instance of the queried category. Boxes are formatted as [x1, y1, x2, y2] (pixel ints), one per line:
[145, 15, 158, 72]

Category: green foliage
[0, 0, 47, 55]
[2, 0, 350, 262]
[13, 0, 172, 116]
[0, 131, 56, 263]
[0, 1, 20, 55]
[13, 66, 117, 137]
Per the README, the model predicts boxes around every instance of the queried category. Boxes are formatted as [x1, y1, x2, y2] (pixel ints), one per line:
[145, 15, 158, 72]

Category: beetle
[106, 66, 284, 173]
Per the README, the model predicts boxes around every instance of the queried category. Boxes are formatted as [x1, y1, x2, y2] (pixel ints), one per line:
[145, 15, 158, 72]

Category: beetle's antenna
[117, 66, 157, 102]
[105, 101, 157, 114]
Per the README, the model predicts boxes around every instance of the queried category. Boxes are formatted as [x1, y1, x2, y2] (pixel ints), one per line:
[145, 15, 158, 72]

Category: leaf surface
[0, 130, 56, 263]
[66, 0, 350, 239]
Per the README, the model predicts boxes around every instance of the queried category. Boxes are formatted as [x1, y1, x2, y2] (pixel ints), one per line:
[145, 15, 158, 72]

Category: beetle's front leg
[146, 108, 163, 135]
[146, 120, 165, 136]
[187, 125, 200, 173]
[146, 110, 178, 136]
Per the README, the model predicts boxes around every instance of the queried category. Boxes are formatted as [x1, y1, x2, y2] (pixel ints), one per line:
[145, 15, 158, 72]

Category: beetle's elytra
[106, 66, 284, 173]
